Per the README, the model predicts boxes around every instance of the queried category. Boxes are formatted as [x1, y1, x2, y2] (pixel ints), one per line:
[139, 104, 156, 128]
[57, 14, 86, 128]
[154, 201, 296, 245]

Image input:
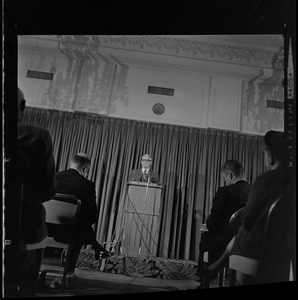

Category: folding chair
[202, 207, 245, 288]
[18, 237, 48, 296]
[4, 182, 48, 297]
[39, 193, 81, 291]
[229, 193, 291, 286]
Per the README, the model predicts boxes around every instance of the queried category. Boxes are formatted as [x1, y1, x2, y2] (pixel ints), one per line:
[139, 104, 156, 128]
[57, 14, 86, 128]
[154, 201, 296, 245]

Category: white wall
[18, 35, 285, 135]
[109, 66, 209, 128]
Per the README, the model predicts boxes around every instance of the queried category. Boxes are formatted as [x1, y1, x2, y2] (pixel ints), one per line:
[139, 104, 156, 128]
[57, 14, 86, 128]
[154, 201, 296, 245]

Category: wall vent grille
[26, 70, 54, 80]
[267, 99, 284, 109]
[148, 86, 174, 96]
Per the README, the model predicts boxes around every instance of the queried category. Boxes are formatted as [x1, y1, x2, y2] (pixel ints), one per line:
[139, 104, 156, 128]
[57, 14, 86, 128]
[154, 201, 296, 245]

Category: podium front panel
[122, 183, 162, 257]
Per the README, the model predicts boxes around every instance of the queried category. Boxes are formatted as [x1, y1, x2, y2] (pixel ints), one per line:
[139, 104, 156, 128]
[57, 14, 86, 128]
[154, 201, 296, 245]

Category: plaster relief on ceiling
[56, 35, 280, 69]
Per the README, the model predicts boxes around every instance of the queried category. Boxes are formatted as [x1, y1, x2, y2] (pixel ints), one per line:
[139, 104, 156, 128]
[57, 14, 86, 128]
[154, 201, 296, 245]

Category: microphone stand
[137, 170, 150, 257]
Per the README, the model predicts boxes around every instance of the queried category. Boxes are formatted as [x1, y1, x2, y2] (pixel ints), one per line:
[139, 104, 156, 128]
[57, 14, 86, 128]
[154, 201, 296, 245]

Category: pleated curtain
[23, 107, 265, 261]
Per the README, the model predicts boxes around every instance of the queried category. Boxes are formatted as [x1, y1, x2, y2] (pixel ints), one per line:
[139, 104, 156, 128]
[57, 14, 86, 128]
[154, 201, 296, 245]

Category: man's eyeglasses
[142, 159, 152, 162]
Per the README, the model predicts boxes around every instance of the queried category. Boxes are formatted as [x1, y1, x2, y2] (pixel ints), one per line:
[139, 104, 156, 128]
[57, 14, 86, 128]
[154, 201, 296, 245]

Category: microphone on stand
[145, 168, 150, 184]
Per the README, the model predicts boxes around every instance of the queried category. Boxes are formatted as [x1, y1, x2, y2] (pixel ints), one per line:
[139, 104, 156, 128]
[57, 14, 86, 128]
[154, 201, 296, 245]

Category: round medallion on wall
[152, 102, 166, 116]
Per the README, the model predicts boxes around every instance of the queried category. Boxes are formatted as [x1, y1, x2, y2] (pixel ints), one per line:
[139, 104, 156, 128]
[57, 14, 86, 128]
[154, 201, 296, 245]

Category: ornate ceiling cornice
[56, 35, 280, 69]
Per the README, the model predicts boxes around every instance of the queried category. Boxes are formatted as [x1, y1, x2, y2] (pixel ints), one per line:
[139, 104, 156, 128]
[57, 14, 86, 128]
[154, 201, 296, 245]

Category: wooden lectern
[121, 181, 163, 258]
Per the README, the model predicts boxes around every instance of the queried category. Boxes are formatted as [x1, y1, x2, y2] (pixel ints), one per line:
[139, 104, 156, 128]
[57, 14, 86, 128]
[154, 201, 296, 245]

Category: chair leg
[219, 265, 230, 287]
[230, 269, 236, 286]
[61, 247, 72, 291]
[218, 268, 224, 287]
[97, 259, 102, 271]
[61, 243, 80, 291]
[201, 274, 210, 288]
[61, 249, 66, 267]
[38, 270, 47, 289]
[224, 267, 230, 286]
[18, 248, 45, 297]
[30, 248, 45, 296]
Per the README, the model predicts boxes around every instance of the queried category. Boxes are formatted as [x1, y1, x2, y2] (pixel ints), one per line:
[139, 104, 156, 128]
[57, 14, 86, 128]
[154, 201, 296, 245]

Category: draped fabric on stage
[76, 250, 199, 280]
[23, 107, 265, 262]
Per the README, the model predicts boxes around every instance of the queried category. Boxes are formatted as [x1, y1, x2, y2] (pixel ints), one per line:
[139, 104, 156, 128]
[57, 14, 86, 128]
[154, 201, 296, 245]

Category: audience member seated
[207, 130, 291, 285]
[47, 153, 111, 276]
[197, 159, 250, 280]
[4, 87, 57, 297]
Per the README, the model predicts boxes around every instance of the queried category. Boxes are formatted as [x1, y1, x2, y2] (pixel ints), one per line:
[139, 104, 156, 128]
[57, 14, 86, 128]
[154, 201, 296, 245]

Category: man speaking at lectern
[128, 153, 160, 184]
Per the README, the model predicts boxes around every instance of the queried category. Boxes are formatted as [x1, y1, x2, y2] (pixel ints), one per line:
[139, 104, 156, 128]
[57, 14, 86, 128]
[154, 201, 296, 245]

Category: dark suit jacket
[128, 168, 160, 184]
[48, 168, 97, 245]
[232, 166, 289, 260]
[206, 180, 251, 235]
[202, 180, 251, 262]
[55, 168, 97, 227]
[13, 121, 56, 243]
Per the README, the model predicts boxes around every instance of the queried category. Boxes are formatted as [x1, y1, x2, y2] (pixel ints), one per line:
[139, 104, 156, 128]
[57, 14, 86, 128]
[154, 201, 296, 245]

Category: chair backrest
[228, 207, 245, 239]
[262, 193, 285, 245]
[229, 192, 291, 285]
[257, 191, 294, 283]
[43, 193, 81, 226]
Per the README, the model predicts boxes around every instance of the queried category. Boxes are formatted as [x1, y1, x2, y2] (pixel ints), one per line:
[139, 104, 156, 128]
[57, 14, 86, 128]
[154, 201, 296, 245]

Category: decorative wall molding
[20, 35, 282, 69]
[54, 35, 280, 69]
[18, 35, 284, 135]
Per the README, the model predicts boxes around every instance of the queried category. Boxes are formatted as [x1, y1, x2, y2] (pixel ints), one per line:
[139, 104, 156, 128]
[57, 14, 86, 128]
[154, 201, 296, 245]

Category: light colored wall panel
[18, 45, 79, 111]
[208, 76, 242, 131]
[75, 57, 115, 115]
[109, 67, 210, 128]
[241, 78, 284, 135]
[18, 35, 284, 136]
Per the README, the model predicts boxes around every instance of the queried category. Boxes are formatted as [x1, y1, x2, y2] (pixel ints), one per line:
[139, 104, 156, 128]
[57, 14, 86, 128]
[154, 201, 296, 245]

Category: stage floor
[37, 262, 202, 296]
[77, 250, 200, 280]
[36, 250, 230, 296]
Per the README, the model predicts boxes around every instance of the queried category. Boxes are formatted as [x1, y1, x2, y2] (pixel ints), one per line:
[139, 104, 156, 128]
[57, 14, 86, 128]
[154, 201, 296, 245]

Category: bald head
[70, 153, 92, 177]
[221, 159, 245, 186]
[70, 153, 91, 168]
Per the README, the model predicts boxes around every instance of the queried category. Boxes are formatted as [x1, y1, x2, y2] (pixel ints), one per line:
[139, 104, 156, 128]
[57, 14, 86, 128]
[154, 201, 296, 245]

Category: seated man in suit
[197, 159, 251, 279]
[207, 131, 291, 285]
[4, 87, 57, 297]
[128, 153, 160, 184]
[48, 153, 110, 275]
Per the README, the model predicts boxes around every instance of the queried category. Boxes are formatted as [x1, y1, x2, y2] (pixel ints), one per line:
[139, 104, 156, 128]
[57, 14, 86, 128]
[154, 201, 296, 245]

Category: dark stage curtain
[23, 107, 265, 261]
